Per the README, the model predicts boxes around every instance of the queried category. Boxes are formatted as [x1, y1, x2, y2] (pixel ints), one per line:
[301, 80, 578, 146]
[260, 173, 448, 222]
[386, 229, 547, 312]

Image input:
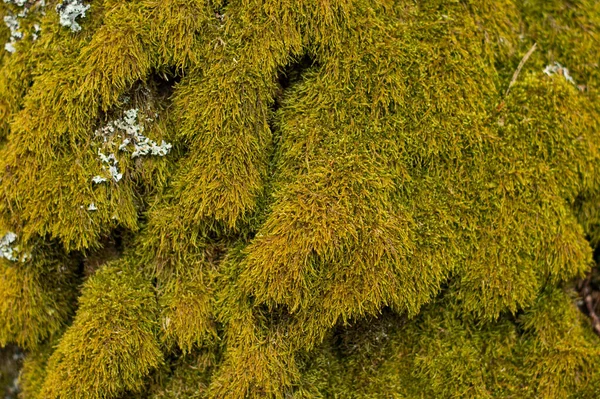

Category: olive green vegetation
[0, 0, 599, 397]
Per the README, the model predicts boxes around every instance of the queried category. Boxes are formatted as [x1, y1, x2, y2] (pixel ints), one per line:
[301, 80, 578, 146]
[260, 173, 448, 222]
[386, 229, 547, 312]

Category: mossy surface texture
[1, 0, 600, 398]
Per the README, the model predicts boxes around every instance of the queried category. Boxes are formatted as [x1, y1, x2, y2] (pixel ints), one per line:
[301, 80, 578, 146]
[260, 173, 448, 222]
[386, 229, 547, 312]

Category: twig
[582, 273, 600, 336]
[504, 43, 537, 97]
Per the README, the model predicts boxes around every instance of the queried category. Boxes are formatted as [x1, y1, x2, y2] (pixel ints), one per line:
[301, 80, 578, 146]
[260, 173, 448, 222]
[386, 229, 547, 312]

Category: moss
[18, 340, 55, 399]
[0, 241, 77, 350]
[40, 262, 163, 398]
[149, 351, 216, 399]
[1, 0, 600, 397]
[299, 290, 600, 399]
[157, 258, 218, 353]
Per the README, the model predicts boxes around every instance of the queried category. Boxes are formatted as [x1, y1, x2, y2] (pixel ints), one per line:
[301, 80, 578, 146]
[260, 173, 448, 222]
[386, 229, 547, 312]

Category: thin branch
[504, 43, 537, 97]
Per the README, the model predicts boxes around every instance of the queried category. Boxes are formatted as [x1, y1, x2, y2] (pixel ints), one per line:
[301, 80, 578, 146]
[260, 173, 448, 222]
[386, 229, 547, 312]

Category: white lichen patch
[4, 41, 16, 53]
[4, 15, 22, 53]
[91, 108, 172, 185]
[132, 137, 172, 158]
[0, 231, 31, 262]
[87, 202, 97, 211]
[92, 175, 107, 184]
[97, 150, 122, 182]
[3, 0, 46, 52]
[32, 23, 40, 40]
[4, 0, 29, 7]
[543, 62, 576, 85]
[55, 0, 89, 32]
[0, 232, 18, 261]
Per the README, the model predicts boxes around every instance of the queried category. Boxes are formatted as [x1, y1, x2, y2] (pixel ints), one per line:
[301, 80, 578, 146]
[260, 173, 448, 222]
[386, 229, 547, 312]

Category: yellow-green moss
[40, 262, 163, 398]
[0, 239, 77, 349]
[1, 0, 600, 398]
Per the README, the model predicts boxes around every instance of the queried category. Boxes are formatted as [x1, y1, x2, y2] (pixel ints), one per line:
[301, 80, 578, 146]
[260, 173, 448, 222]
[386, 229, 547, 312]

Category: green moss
[40, 262, 163, 398]
[1, 0, 600, 397]
[149, 350, 216, 399]
[157, 260, 218, 353]
[18, 340, 55, 399]
[0, 241, 77, 350]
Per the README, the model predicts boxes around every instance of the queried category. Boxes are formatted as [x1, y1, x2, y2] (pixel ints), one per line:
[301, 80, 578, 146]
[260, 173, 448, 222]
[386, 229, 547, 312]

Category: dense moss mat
[1, 0, 600, 397]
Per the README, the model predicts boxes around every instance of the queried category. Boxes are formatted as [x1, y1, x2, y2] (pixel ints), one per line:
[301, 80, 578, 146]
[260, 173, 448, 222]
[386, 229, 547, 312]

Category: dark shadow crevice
[0, 344, 23, 399]
[273, 54, 319, 112]
[148, 66, 183, 103]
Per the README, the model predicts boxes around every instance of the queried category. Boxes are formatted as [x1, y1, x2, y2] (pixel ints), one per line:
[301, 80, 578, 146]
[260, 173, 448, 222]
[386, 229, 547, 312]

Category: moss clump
[40, 262, 163, 398]
[0, 237, 77, 350]
[148, 350, 216, 399]
[17, 340, 54, 399]
[1, 0, 600, 398]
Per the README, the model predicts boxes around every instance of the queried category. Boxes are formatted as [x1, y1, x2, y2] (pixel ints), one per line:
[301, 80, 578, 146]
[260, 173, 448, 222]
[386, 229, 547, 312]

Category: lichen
[3, 0, 28, 7]
[544, 61, 576, 85]
[96, 151, 122, 183]
[0, 232, 30, 263]
[32, 23, 40, 40]
[3, 15, 21, 53]
[97, 108, 172, 159]
[2, 0, 46, 52]
[55, 0, 89, 33]
[0, 232, 18, 261]
[92, 108, 171, 185]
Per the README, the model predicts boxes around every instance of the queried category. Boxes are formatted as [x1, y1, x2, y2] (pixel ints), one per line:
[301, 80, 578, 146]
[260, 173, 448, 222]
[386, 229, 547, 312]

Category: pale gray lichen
[0, 231, 31, 262]
[3, 0, 46, 52]
[3, 15, 21, 35]
[92, 108, 172, 185]
[55, 0, 89, 32]
[92, 175, 107, 184]
[116, 109, 172, 158]
[3, 14, 22, 53]
[543, 62, 576, 85]
[97, 150, 123, 182]
[4, 41, 16, 53]
[4, 0, 29, 6]
[131, 137, 172, 158]
[32, 23, 40, 40]
[0, 232, 18, 261]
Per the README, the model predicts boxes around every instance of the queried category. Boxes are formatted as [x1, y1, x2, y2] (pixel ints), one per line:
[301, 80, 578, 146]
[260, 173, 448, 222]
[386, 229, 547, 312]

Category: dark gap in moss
[75, 251, 86, 283]
[139, 348, 219, 398]
[330, 308, 401, 361]
[573, 236, 600, 335]
[254, 54, 320, 227]
[591, 241, 600, 264]
[205, 228, 220, 242]
[576, 258, 600, 335]
[253, 300, 294, 330]
[81, 229, 124, 278]
[206, 242, 228, 265]
[0, 344, 23, 399]
[141, 348, 185, 396]
[212, 0, 228, 21]
[409, 153, 432, 172]
[243, 228, 257, 241]
[274, 54, 318, 111]
[505, 309, 527, 336]
[148, 66, 182, 102]
[114, 226, 128, 253]
[256, 49, 304, 227]
[433, 272, 454, 300]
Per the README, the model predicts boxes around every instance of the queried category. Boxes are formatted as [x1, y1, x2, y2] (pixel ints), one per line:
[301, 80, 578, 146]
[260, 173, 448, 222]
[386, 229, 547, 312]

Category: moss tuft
[40, 262, 163, 399]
